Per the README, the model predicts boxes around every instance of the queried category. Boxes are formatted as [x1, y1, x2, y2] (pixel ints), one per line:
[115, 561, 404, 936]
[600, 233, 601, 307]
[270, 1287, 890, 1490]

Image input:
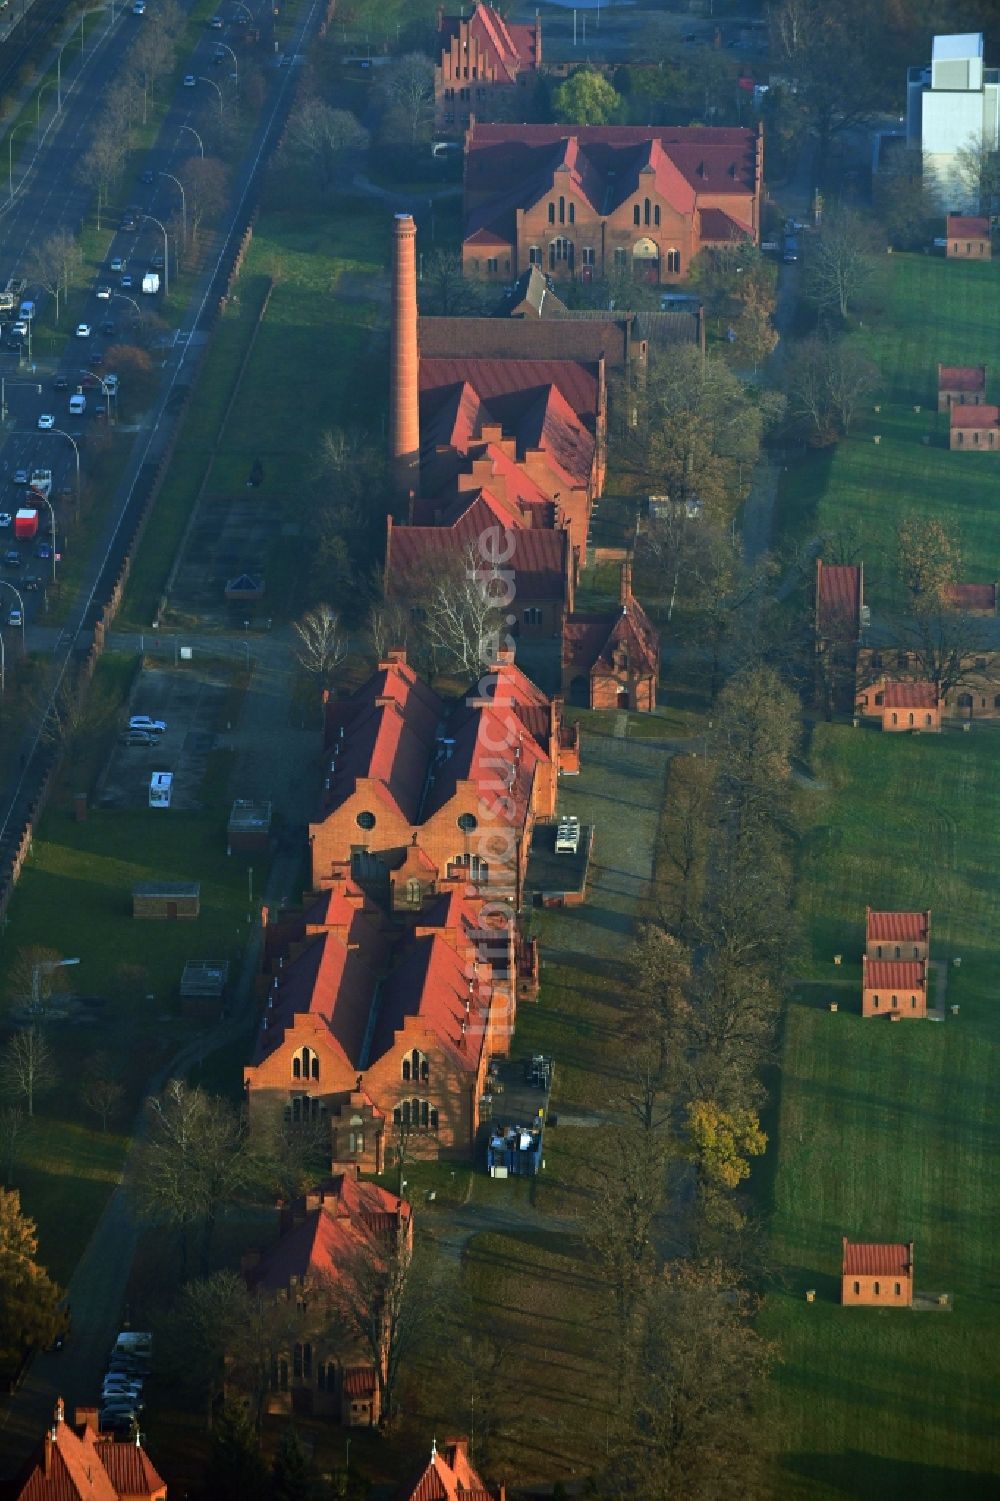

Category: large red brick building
[244, 1174, 412, 1427]
[841, 1239, 914, 1306]
[13, 1401, 166, 1501]
[461, 122, 763, 286]
[435, 3, 541, 133]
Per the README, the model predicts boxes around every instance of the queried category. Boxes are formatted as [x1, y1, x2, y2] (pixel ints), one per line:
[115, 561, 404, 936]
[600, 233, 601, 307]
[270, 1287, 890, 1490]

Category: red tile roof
[387, 514, 569, 603]
[420, 354, 599, 426]
[16, 1412, 165, 1501]
[866, 909, 929, 944]
[397, 1437, 500, 1501]
[343, 1366, 377, 1397]
[249, 1175, 409, 1293]
[950, 403, 1000, 427]
[946, 581, 996, 613]
[440, 4, 537, 82]
[881, 680, 939, 708]
[563, 601, 660, 680]
[862, 958, 926, 990]
[842, 1240, 912, 1277]
[419, 313, 631, 370]
[947, 214, 990, 237]
[322, 660, 444, 823]
[816, 561, 862, 639]
[699, 205, 754, 241]
[372, 930, 494, 1072]
[465, 123, 759, 201]
[938, 364, 986, 392]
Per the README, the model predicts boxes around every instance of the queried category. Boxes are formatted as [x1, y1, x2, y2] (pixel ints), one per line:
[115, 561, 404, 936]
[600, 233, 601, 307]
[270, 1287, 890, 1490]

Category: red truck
[14, 508, 38, 539]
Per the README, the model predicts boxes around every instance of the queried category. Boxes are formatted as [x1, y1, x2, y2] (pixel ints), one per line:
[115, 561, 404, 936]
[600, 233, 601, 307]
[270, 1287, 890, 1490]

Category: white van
[149, 772, 172, 808]
[69, 393, 86, 416]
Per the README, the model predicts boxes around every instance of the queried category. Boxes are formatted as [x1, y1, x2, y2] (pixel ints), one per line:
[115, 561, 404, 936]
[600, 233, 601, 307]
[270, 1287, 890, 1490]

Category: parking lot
[96, 663, 230, 811]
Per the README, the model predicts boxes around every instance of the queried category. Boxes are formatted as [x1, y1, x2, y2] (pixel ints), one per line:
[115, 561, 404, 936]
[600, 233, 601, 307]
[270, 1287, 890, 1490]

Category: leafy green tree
[271, 1428, 318, 1501]
[204, 1403, 268, 1501]
[688, 1102, 767, 1187]
[553, 69, 621, 125]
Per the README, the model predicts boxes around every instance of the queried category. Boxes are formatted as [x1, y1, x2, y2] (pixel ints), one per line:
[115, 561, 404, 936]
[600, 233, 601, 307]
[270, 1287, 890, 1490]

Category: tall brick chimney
[390, 213, 420, 498]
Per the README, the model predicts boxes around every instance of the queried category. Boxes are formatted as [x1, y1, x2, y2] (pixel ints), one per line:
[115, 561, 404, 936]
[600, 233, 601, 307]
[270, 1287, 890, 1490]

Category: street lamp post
[26, 484, 59, 583]
[159, 171, 187, 246]
[1, 376, 42, 423]
[143, 214, 170, 297]
[179, 123, 204, 157]
[8, 120, 33, 201]
[36, 80, 56, 127]
[112, 290, 144, 322]
[80, 367, 116, 424]
[198, 76, 225, 118]
[214, 41, 238, 91]
[31, 955, 80, 1013]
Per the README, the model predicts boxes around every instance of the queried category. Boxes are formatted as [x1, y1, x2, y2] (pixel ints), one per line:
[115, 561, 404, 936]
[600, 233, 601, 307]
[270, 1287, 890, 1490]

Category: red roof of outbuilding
[699, 205, 753, 241]
[881, 680, 939, 708]
[862, 958, 926, 990]
[842, 1240, 912, 1277]
[343, 1367, 377, 1397]
[938, 364, 986, 392]
[563, 601, 660, 679]
[866, 909, 929, 943]
[950, 403, 1000, 427]
[947, 214, 990, 237]
[946, 581, 997, 613]
[816, 561, 862, 639]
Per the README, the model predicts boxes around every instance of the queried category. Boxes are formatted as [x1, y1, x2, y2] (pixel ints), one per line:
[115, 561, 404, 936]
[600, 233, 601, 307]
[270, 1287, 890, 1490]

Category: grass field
[776, 254, 1000, 610]
[764, 245, 1000, 1496]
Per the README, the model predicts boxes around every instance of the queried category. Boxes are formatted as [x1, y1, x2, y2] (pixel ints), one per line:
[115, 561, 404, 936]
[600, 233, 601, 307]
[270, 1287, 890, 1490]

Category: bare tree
[365, 596, 412, 664]
[419, 250, 493, 316]
[421, 545, 509, 678]
[953, 130, 1000, 217]
[292, 604, 347, 691]
[804, 206, 881, 321]
[80, 124, 127, 226]
[327, 1227, 438, 1428]
[783, 335, 878, 444]
[0, 1105, 30, 1187]
[4, 946, 72, 1012]
[379, 53, 435, 147]
[27, 229, 82, 323]
[0, 1029, 55, 1118]
[80, 1053, 125, 1132]
[179, 156, 230, 243]
[285, 98, 369, 191]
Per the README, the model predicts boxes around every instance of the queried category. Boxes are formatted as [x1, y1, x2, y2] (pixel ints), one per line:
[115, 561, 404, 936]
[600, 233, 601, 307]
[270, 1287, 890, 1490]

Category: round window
[457, 812, 477, 833]
[356, 811, 376, 831]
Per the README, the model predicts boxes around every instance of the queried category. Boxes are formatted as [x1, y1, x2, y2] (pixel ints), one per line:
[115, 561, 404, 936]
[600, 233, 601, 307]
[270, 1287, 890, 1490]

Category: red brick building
[861, 956, 928, 1018]
[562, 562, 660, 710]
[435, 3, 541, 133]
[841, 1239, 914, 1306]
[461, 122, 763, 286]
[13, 1401, 166, 1501]
[245, 1174, 412, 1427]
[946, 580, 997, 615]
[937, 363, 987, 411]
[950, 403, 1000, 448]
[865, 908, 931, 962]
[946, 214, 991, 258]
[245, 870, 515, 1163]
[856, 678, 944, 732]
[396, 1435, 505, 1500]
[309, 650, 569, 907]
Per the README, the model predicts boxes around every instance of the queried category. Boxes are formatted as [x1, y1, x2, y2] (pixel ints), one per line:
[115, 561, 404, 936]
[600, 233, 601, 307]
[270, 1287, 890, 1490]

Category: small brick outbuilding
[132, 881, 201, 920]
[946, 214, 991, 258]
[950, 403, 1000, 449]
[937, 364, 986, 411]
[856, 679, 944, 732]
[862, 956, 928, 1018]
[865, 908, 930, 962]
[842, 1238, 914, 1306]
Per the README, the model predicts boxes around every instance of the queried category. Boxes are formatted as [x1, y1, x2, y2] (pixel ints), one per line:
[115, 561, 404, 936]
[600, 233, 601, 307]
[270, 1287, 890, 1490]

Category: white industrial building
[906, 33, 999, 210]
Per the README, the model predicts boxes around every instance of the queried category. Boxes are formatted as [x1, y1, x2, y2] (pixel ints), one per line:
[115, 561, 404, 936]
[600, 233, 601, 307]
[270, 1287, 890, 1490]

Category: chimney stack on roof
[391, 214, 421, 499]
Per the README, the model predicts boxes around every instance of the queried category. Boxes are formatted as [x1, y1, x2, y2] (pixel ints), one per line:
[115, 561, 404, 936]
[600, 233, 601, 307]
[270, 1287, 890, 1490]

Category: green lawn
[760, 725, 1000, 1497]
[776, 254, 1000, 609]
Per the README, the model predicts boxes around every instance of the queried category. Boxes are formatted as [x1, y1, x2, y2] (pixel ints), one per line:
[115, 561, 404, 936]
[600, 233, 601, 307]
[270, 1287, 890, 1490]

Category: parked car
[782, 234, 799, 263]
[120, 730, 155, 747]
[129, 715, 166, 734]
[37, 413, 54, 429]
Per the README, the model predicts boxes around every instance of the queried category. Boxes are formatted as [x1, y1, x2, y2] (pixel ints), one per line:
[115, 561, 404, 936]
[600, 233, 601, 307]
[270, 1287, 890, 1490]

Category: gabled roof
[938, 364, 986, 392]
[950, 403, 1000, 427]
[96, 1442, 166, 1500]
[250, 1175, 409, 1293]
[420, 313, 630, 369]
[322, 660, 445, 824]
[420, 355, 599, 426]
[15, 1411, 165, 1501]
[816, 561, 862, 639]
[371, 931, 491, 1072]
[881, 680, 939, 708]
[397, 1435, 499, 1501]
[494, 265, 569, 319]
[252, 925, 381, 1069]
[440, 3, 538, 83]
[563, 600, 660, 679]
[862, 957, 927, 989]
[866, 909, 929, 944]
[947, 214, 990, 236]
[464, 124, 759, 202]
[387, 514, 569, 603]
[698, 205, 753, 242]
[842, 1240, 912, 1277]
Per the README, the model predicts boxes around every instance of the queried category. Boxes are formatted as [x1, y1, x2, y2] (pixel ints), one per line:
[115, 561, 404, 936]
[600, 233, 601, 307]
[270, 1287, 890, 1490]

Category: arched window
[853, 1281, 860, 1295]
[891, 995, 898, 1008]
[528, 245, 542, 266]
[559, 195, 565, 224]
[665, 248, 680, 274]
[406, 878, 422, 906]
[568, 201, 575, 224]
[402, 1057, 411, 1082]
[349, 1114, 365, 1154]
[292, 1054, 301, 1079]
[644, 197, 650, 226]
[894, 1282, 901, 1295]
[292, 1047, 319, 1083]
[911, 995, 917, 1008]
[873, 1281, 881, 1295]
[548, 202, 555, 224]
[908, 713, 914, 726]
[925, 713, 933, 726]
[549, 237, 573, 270]
[891, 713, 898, 726]
[654, 205, 661, 227]
[873, 995, 880, 1008]
[633, 204, 640, 226]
